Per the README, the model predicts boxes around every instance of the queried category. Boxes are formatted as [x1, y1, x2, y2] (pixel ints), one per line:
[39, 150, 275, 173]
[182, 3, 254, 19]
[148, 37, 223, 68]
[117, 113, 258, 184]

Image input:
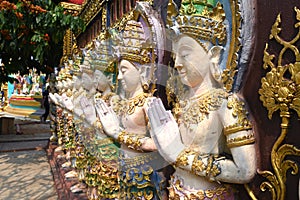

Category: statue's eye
[181, 53, 189, 59]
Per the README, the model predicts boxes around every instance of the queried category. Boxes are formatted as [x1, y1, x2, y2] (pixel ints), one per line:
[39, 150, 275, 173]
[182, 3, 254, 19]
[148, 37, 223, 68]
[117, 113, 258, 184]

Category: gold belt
[169, 176, 233, 200]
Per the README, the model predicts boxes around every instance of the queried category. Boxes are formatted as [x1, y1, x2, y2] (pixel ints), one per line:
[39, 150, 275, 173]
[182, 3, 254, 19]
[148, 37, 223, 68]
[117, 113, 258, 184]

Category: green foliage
[0, 0, 85, 84]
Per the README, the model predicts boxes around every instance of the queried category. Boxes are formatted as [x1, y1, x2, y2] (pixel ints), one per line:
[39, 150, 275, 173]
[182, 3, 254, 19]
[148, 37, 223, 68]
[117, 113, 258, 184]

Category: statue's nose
[175, 63, 183, 71]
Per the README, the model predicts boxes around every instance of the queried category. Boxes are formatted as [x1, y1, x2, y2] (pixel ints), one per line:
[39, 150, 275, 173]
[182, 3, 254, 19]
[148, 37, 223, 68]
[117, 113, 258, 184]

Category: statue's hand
[80, 96, 97, 125]
[62, 95, 74, 112]
[49, 93, 58, 105]
[94, 98, 120, 138]
[147, 98, 185, 163]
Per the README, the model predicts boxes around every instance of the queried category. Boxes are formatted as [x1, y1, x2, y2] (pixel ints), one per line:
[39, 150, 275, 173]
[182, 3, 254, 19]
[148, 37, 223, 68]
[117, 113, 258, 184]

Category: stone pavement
[0, 150, 58, 200]
[0, 112, 58, 200]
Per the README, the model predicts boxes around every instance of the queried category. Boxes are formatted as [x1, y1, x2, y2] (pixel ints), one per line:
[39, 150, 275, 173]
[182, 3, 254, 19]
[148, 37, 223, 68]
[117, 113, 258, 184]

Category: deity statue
[95, 5, 169, 198]
[74, 37, 121, 199]
[147, 1, 257, 199]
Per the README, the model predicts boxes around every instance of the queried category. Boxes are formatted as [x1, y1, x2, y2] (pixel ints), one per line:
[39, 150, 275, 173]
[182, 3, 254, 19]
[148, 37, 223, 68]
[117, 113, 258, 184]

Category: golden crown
[115, 20, 154, 64]
[80, 48, 93, 74]
[168, 0, 226, 45]
[90, 36, 115, 72]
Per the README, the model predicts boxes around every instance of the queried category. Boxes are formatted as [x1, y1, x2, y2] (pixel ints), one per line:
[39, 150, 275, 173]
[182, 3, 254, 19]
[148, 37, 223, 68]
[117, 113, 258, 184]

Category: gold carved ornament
[258, 7, 300, 200]
[169, 177, 229, 200]
[117, 130, 143, 151]
[174, 149, 223, 180]
[178, 88, 227, 128]
[224, 95, 254, 149]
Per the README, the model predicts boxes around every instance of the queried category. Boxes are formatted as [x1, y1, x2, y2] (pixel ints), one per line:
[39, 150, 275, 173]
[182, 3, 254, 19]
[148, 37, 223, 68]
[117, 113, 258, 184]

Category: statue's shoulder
[222, 93, 252, 136]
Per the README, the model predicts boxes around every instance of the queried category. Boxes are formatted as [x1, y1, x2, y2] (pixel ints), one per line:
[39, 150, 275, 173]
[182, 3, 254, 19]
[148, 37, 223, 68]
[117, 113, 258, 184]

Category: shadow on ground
[0, 150, 57, 200]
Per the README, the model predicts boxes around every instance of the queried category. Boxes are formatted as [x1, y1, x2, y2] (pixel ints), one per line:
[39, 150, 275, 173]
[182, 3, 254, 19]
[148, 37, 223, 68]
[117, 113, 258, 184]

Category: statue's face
[73, 77, 81, 90]
[94, 70, 108, 92]
[56, 81, 63, 89]
[173, 35, 211, 88]
[82, 73, 93, 90]
[118, 59, 141, 93]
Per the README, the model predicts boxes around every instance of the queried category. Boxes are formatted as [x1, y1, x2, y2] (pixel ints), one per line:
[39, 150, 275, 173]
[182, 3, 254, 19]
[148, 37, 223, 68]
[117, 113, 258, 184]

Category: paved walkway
[0, 150, 58, 200]
[0, 111, 58, 200]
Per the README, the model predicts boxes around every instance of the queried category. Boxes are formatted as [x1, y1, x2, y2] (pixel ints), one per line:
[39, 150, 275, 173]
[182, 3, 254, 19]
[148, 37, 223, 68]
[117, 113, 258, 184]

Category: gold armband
[225, 95, 252, 136]
[227, 133, 255, 148]
[117, 130, 144, 151]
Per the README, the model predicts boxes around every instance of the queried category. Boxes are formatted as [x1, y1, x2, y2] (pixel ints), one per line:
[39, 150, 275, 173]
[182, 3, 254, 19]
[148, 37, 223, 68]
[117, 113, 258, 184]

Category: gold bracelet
[191, 154, 222, 179]
[117, 130, 143, 151]
[206, 155, 222, 179]
[127, 134, 143, 151]
[205, 155, 214, 177]
[175, 149, 197, 167]
[92, 120, 103, 129]
[117, 130, 126, 143]
[191, 153, 206, 175]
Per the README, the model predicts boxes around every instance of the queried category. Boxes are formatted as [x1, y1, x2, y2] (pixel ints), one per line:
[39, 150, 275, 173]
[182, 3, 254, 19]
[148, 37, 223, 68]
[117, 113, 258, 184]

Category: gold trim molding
[79, 0, 106, 25]
[60, 2, 82, 14]
[221, 0, 241, 92]
[258, 7, 300, 200]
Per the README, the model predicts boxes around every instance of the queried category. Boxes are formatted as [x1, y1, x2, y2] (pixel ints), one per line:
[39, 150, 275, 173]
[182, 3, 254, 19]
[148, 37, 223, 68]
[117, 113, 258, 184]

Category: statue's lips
[120, 80, 126, 87]
[178, 72, 186, 77]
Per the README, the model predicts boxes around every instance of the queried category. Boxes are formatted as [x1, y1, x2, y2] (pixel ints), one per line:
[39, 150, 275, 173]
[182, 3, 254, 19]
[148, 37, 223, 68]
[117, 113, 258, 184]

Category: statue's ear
[208, 46, 223, 83]
[208, 46, 223, 64]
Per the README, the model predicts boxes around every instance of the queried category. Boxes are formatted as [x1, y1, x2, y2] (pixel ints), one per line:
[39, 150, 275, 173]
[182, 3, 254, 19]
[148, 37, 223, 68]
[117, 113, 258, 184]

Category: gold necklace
[112, 92, 150, 115]
[179, 88, 228, 127]
[127, 92, 150, 115]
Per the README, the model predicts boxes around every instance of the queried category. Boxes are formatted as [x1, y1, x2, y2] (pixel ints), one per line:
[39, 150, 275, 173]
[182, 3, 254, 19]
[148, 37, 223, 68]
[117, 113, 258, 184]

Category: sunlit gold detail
[169, 177, 229, 200]
[102, 5, 107, 31]
[116, 20, 155, 64]
[79, 0, 106, 25]
[113, 92, 151, 115]
[175, 149, 197, 167]
[61, 29, 74, 65]
[224, 95, 252, 135]
[60, 2, 82, 14]
[122, 154, 158, 168]
[258, 7, 300, 200]
[180, 88, 227, 127]
[221, 0, 241, 92]
[226, 133, 255, 148]
[205, 155, 221, 178]
[117, 130, 144, 151]
[127, 92, 150, 115]
[191, 154, 223, 178]
[191, 154, 206, 173]
[171, 1, 226, 45]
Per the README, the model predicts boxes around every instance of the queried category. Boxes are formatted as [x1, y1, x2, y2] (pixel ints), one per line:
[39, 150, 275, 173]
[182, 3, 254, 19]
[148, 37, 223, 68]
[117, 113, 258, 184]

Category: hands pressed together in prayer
[94, 98, 120, 139]
[147, 98, 185, 163]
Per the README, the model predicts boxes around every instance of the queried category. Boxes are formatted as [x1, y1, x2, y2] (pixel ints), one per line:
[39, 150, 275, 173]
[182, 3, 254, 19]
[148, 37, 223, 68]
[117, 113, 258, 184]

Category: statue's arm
[174, 132, 256, 184]
[174, 94, 256, 184]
